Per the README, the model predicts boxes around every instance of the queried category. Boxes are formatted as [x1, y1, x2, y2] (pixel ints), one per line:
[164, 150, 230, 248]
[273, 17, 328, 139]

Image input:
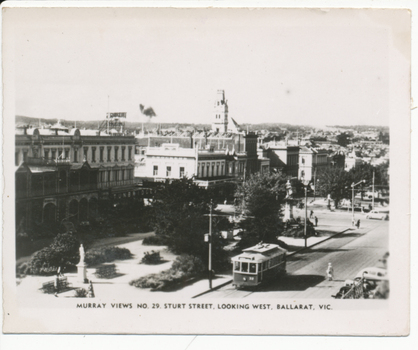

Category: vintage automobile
[354, 267, 388, 281]
[366, 210, 389, 220]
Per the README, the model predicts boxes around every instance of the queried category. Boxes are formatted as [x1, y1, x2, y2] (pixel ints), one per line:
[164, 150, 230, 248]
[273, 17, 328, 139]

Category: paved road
[200, 217, 388, 299]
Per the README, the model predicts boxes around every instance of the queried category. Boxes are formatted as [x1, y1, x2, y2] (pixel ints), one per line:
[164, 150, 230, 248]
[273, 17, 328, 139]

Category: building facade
[15, 124, 138, 233]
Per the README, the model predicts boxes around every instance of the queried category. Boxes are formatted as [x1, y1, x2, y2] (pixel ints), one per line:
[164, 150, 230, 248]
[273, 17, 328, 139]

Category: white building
[144, 143, 197, 181]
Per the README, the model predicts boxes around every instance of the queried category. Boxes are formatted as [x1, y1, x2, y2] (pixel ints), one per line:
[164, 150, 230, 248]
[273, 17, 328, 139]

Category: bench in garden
[41, 277, 72, 294]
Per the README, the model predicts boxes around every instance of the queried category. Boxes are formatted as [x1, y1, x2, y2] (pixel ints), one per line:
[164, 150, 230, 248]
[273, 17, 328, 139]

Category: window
[100, 148, 104, 162]
[51, 150, 56, 160]
[107, 147, 112, 162]
[153, 166, 158, 176]
[212, 165, 215, 177]
[15, 152, 19, 165]
[74, 149, 78, 162]
[234, 261, 240, 271]
[65, 149, 69, 160]
[166, 166, 171, 177]
[107, 170, 111, 182]
[216, 165, 219, 176]
[206, 165, 209, 177]
[221, 164, 224, 175]
[241, 262, 248, 272]
[44, 150, 49, 160]
[179, 167, 185, 178]
[114, 147, 119, 161]
[121, 169, 125, 180]
[128, 147, 132, 160]
[58, 150, 63, 159]
[301, 157, 305, 164]
[92, 148, 96, 163]
[83, 147, 88, 161]
[121, 147, 126, 161]
[250, 263, 256, 273]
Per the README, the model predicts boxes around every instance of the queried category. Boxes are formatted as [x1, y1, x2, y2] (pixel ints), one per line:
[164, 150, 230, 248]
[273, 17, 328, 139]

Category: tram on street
[232, 242, 287, 289]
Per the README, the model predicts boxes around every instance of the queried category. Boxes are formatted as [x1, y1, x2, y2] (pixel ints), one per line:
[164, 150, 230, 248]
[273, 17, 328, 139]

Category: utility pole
[372, 169, 375, 210]
[208, 200, 213, 289]
[352, 180, 365, 226]
[304, 186, 308, 248]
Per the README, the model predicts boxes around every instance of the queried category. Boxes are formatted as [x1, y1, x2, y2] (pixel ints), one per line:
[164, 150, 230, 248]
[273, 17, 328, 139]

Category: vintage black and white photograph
[2, 5, 411, 335]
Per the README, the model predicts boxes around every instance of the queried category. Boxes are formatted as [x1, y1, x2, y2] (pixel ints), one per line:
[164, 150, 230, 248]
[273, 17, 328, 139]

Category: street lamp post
[208, 200, 213, 289]
[351, 180, 365, 226]
[302, 180, 310, 248]
[304, 185, 308, 248]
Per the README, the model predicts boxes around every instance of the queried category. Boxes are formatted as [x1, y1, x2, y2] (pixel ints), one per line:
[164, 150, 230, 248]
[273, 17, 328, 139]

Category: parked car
[366, 210, 389, 220]
[355, 267, 388, 281]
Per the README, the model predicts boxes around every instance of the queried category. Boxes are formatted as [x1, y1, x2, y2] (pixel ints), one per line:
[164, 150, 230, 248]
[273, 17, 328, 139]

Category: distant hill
[15, 115, 211, 132]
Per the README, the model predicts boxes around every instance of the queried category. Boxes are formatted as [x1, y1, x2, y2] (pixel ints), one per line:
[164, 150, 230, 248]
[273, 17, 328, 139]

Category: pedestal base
[283, 201, 294, 222]
[76, 263, 88, 284]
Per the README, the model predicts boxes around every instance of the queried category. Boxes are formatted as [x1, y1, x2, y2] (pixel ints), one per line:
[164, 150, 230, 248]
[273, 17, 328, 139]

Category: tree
[235, 172, 288, 245]
[336, 132, 350, 147]
[316, 167, 351, 208]
[375, 161, 389, 187]
[348, 161, 389, 198]
[150, 178, 227, 270]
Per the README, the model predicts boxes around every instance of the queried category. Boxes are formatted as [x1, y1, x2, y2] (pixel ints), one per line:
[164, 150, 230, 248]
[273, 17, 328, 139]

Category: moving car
[366, 210, 389, 220]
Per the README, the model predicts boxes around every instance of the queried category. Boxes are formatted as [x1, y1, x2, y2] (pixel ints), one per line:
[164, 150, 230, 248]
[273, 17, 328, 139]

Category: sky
[5, 7, 411, 126]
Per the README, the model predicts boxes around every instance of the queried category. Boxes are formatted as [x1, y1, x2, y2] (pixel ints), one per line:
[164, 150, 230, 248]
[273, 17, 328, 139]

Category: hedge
[84, 246, 132, 266]
[130, 254, 204, 291]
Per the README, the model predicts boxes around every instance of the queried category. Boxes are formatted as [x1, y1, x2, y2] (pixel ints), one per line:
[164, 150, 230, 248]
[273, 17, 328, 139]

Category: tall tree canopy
[336, 132, 350, 147]
[316, 167, 351, 208]
[235, 172, 288, 245]
[150, 178, 227, 269]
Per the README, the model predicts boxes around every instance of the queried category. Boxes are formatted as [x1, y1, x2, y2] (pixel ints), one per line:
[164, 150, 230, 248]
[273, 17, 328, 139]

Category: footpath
[16, 221, 356, 303]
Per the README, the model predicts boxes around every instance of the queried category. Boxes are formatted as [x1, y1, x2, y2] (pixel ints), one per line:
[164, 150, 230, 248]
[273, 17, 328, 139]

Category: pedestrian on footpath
[326, 263, 334, 281]
[356, 219, 361, 229]
[54, 273, 60, 297]
[314, 216, 318, 227]
[310, 210, 314, 219]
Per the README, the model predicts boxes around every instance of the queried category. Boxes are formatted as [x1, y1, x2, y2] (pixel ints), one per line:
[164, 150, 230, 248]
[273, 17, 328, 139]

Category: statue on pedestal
[79, 244, 85, 264]
[283, 180, 294, 222]
[77, 243, 88, 283]
[285, 180, 293, 199]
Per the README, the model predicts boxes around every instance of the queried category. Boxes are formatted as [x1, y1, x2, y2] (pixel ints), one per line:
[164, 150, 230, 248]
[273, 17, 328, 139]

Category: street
[199, 210, 388, 299]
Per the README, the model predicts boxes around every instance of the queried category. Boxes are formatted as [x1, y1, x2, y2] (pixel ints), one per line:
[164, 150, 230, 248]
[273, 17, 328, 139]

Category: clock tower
[212, 90, 229, 133]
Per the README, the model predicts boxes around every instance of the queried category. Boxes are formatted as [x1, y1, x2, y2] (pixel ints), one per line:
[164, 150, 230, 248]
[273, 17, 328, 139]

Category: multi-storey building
[15, 122, 138, 232]
[298, 147, 329, 182]
[135, 90, 262, 185]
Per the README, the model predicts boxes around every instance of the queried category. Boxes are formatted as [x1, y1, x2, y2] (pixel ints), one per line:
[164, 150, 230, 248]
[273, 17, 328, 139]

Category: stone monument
[77, 244, 88, 283]
[283, 180, 295, 222]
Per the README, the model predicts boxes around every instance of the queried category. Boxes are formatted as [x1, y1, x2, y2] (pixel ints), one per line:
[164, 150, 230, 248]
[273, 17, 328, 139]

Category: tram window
[263, 261, 267, 270]
[258, 263, 261, 272]
[241, 262, 248, 272]
[250, 263, 256, 273]
[234, 261, 240, 271]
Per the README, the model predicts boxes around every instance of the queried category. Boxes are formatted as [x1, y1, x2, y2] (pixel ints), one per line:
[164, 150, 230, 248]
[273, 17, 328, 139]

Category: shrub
[142, 235, 168, 246]
[16, 262, 31, 276]
[141, 251, 162, 265]
[28, 247, 63, 275]
[170, 254, 205, 276]
[74, 288, 88, 298]
[84, 246, 132, 266]
[130, 254, 204, 291]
